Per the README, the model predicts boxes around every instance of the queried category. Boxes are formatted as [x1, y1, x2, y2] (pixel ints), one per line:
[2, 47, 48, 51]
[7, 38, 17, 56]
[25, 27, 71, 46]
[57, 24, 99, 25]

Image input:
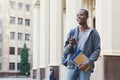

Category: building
[0, 0, 32, 76]
[32, 0, 120, 80]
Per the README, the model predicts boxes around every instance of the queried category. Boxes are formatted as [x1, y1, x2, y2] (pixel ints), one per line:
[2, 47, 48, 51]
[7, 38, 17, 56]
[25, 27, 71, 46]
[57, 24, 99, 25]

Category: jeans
[66, 66, 91, 80]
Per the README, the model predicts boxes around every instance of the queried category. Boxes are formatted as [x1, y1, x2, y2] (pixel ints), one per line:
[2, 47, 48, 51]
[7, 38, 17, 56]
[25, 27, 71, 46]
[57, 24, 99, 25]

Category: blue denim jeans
[66, 66, 91, 80]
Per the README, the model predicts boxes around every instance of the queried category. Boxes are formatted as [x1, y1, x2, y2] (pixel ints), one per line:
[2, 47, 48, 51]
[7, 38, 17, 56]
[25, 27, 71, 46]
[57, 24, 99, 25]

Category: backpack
[62, 27, 79, 67]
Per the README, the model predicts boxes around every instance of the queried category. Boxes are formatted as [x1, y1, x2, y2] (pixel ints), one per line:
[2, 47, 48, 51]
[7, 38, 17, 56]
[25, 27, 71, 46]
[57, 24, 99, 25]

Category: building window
[9, 47, 15, 55]
[25, 19, 30, 26]
[0, 63, 1, 70]
[18, 18, 23, 25]
[93, 17, 96, 29]
[17, 63, 20, 70]
[9, 62, 15, 70]
[18, 2, 23, 10]
[25, 4, 30, 12]
[10, 32, 15, 40]
[25, 34, 30, 41]
[0, 34, 2, 41]
[10, 16, 15, 24]
[28, 48, 30, 55]
[18, 33, 23, 40]
[0, 48, 2, 56]
[17, 48, 21, 55]
[0, 6, 2, 12]
[10, 1, 16, 9]
[0, 20, 2, 27]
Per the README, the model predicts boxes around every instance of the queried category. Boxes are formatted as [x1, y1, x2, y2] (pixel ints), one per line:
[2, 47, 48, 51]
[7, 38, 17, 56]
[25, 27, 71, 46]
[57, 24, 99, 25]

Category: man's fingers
[69, 40, 76, 44]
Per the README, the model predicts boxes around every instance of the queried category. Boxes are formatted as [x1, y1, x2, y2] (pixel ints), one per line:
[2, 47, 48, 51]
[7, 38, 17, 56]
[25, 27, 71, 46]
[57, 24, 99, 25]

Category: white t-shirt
[77, 28, 92, 51]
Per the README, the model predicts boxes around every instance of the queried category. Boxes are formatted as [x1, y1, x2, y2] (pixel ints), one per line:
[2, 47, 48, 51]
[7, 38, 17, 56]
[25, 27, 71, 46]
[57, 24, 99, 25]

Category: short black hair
[80, 9, 89, 16]
[50, 68, 54, 71]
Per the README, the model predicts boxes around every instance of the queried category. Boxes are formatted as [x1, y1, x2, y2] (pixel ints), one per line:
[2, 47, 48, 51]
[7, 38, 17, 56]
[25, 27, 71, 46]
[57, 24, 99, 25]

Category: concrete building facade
[32, 0, 120, 80]
[0, 0, 33, 76]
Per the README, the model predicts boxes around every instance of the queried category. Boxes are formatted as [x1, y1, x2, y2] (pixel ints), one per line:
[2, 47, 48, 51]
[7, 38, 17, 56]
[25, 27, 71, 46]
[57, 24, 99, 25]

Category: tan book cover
[71, 49, 91, 72]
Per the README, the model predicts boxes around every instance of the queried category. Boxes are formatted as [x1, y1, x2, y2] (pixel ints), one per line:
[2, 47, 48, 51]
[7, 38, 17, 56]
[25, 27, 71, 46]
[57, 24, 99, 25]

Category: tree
[20, 43, 30, 75]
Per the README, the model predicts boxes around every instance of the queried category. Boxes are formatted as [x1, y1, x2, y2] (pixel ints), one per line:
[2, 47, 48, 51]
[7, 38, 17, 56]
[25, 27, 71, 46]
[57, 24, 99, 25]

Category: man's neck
[79, 24, 89, 31]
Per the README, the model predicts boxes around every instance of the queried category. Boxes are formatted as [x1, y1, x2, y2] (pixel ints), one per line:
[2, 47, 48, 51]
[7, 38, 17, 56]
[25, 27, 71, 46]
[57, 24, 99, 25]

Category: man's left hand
[78, 63, 89, 72]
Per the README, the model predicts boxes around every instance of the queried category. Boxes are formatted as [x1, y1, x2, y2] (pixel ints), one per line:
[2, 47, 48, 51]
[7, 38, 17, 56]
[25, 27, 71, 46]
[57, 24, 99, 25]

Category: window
[17, 48, 21, 55]
[17, 63, 20, 70]
[25, 19, 30, 26]
[18, 18, 23, 25]
[0, 6, 1, 11]
[10, 16, 15, 24]
[18, 2, 23, 10]
[25, 34, 30, 41]
[18, 33, 23, 40]
[0, 34, 2, 41]
[9, 47, 15, 55]
[10, 1, 16, 9]
[0, 49, 1, 56]
[0, 20, 2, 27]
[0, 63, 1, 70]
[93, 17, 96, 29]
[10, 32, 15, 40]
[9, 62, 15, 70]
[28, 48, 30, 55]
[25, 4, 30, 12]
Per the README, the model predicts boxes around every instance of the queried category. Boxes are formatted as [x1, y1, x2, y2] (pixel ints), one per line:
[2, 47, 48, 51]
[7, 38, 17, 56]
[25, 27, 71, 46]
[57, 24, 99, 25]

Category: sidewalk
[0, 78, 33, 80]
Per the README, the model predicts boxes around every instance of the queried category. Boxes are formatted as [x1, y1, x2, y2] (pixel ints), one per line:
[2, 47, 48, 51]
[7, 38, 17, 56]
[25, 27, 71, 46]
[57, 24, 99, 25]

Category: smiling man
[62, 9, 101, 80]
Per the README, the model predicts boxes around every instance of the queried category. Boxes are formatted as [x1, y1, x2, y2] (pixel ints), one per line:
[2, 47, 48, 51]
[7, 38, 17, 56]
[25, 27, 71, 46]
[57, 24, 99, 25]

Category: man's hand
[69, 38, 77, 47]
[78, 63, 89, 72]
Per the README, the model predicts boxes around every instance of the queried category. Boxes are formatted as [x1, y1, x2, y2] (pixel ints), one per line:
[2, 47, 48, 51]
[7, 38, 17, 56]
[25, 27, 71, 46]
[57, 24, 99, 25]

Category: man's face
[76, 10, 88, 25]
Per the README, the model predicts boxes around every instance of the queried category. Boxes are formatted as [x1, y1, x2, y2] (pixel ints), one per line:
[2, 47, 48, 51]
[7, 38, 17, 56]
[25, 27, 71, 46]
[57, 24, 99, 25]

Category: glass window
[0, 6, 2, 12]
[10, 1, 16, 9]
[18, 18, 23, 25]
[17, 48, 21, 55]
[10, 32, 15, 40]
[10, 16, 15, 24]
[9, 62, 15, 70]
[18, 33, 23, 40]
[25, 34, 30, 41]
[0, 48, 2, 56]
[18, 2, 23, 10]
[0, 63, 1, 70]
[25, 19, 30, 26]
[25, 4, 30, 12]
[9, 47, 15, 55]
[0, 20, 2, 27]
[0, 34, 2, 41]
[28, 48, 31, 56]
[17, 63, 20, 70]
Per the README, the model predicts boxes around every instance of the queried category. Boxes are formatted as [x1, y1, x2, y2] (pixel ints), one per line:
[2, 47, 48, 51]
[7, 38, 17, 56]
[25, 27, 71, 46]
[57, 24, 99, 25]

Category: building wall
[0, 0, 33, 74]
[32, 2, 40, 79]
[0, 0, 3, 72]
[96, 0, 120, 54]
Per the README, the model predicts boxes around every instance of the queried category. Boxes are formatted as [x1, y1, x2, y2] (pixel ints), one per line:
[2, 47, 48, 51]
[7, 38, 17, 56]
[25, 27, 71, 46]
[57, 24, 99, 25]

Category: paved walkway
[0, 78, 33, 80]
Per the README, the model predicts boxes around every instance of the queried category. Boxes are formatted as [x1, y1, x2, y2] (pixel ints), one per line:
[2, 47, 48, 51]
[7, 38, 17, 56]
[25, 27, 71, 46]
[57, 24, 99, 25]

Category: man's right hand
[69, 38, 77, 47]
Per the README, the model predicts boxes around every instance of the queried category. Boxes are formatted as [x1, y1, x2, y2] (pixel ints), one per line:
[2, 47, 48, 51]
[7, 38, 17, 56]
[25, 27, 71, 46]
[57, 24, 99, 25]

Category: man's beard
[79, 22, 84, 25]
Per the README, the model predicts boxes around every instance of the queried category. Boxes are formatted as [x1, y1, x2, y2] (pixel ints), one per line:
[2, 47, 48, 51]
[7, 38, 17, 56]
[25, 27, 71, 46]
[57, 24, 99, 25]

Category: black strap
[76, 26, 79, 42]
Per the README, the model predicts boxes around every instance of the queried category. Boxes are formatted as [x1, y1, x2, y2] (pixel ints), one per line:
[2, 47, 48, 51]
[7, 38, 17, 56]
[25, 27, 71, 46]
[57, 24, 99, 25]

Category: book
[70, 49, 91, 72]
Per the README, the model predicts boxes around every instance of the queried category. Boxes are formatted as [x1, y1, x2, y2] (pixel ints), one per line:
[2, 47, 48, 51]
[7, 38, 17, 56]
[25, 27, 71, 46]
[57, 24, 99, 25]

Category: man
[62, 9, 101, 80]
[49, 67, 56, 80]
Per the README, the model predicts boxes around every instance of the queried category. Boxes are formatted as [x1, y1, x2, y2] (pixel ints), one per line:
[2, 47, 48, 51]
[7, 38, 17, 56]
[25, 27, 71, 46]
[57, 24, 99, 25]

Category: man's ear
[87, 15, 89, 18]
[86, 15, 89, 19]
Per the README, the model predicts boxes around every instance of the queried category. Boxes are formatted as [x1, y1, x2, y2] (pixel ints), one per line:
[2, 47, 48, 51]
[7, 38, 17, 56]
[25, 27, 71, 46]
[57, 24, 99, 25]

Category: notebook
[70, 49, 91, 72]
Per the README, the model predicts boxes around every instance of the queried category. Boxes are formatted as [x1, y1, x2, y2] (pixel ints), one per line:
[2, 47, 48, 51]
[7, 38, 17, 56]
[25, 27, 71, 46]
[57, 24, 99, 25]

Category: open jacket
[62, 26, 101, 72]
